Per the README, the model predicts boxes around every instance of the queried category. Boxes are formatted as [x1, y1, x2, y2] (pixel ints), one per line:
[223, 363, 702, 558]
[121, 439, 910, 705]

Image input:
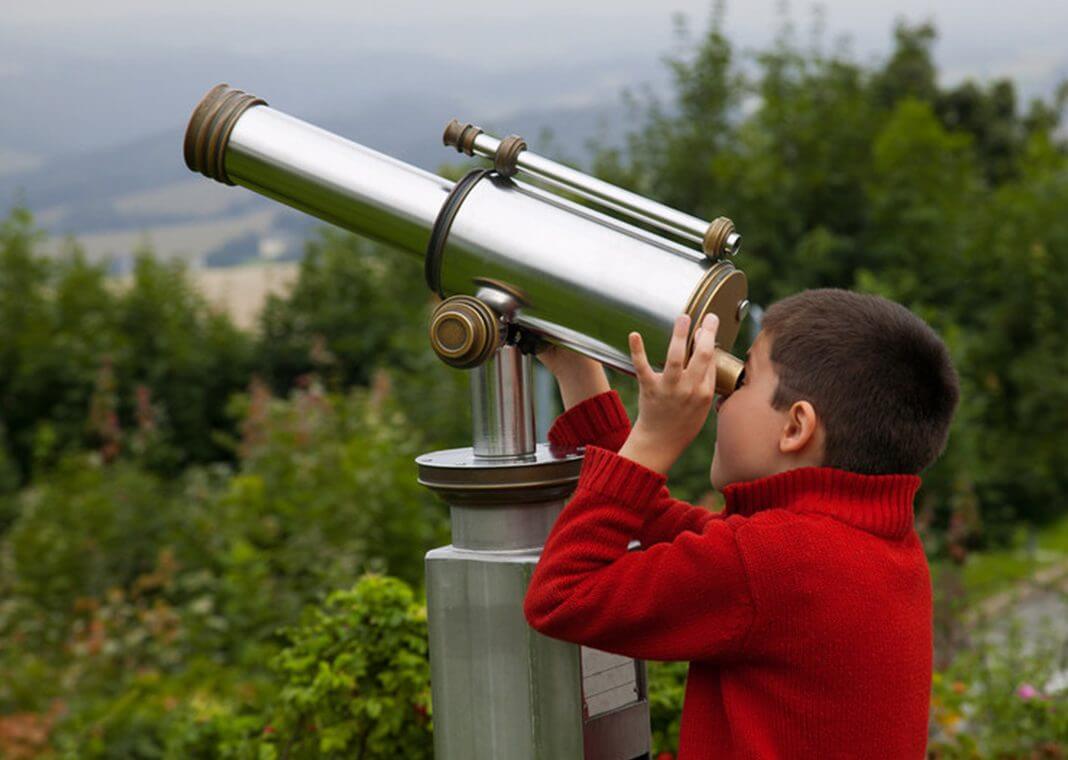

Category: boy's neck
[721, 466, 921, 539]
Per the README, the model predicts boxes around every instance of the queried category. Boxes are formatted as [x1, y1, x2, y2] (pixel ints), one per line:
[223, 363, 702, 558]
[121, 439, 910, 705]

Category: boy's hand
[617, 313, 720, 474]
[537, 342, 610, 411]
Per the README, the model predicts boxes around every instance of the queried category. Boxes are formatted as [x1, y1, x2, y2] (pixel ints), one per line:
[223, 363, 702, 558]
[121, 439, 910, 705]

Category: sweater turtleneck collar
[721, 466, 921, 539]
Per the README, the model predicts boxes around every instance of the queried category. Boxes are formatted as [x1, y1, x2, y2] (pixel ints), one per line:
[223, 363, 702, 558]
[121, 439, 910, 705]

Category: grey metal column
[418, 345, 650, 760]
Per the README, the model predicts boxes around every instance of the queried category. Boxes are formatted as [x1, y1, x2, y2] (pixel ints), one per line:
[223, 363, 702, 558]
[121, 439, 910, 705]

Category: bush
[49, 575, 435, 759]
[0, 209, 256, 483]
[2, 454, 178, 623]
[648, 660, 688, 755]
[929, 617, 1068, 756]
[252, 574, 433, 758]
[181, 379, 448, 652]
[0, 371, 448, 756]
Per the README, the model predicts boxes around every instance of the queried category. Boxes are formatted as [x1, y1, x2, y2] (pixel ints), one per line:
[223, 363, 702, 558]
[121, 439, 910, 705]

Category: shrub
[251, 574, 433, 758]
[929, 616, 1068, 757]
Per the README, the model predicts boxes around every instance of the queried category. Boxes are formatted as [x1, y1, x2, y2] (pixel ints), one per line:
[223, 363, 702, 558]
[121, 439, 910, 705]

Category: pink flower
[1017, 683, 1039, 700]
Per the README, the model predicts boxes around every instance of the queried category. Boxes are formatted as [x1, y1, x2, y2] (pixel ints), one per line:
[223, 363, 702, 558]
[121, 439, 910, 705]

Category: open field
[111, 261, 301, 332]
[191, 262, 300, 331]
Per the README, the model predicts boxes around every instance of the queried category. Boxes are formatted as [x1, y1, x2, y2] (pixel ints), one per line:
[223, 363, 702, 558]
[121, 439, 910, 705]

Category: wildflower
[1016, 683, 1039, 700]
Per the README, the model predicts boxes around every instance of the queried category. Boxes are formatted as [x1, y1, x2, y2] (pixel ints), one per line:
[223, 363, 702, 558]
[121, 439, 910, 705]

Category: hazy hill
[0, 41, 649, 270]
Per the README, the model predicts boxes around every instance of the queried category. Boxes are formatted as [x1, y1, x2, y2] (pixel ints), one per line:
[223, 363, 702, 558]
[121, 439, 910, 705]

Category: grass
[936, 514, 1068, 603]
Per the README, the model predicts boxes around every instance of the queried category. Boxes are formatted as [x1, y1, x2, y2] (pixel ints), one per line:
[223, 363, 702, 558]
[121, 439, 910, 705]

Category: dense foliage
[593, 9, 1068, 541]
[0, 6, 1066, 757]
[0, 379, 447, 757]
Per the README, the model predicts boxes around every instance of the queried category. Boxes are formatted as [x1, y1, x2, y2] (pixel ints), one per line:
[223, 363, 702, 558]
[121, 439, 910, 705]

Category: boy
[523, 288, 960, 759]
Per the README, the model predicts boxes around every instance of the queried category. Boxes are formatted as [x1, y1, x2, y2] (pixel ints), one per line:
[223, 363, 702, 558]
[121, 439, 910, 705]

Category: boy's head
[710, 288, 960, 490]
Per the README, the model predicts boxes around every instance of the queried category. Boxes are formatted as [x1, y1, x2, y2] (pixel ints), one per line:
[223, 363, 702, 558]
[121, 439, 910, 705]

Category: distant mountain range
[0, 43, 657, 270]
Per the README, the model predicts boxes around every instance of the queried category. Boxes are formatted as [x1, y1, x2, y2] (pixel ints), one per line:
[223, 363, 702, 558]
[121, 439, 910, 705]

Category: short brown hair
[761, 289, 959, 475]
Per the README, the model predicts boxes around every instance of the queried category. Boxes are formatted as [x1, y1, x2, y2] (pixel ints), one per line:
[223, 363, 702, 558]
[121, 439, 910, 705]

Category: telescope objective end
[183, 83, 266, 185]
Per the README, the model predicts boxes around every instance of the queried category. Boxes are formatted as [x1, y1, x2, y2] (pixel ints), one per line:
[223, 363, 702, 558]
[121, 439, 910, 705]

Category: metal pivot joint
[429, 295, 502, 369]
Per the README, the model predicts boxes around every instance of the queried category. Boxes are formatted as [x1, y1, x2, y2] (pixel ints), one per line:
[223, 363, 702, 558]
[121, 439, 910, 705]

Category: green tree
[590, 9, 1068, 531]
[0, 209, 256, 484]
[870, 21, 938, 108]
[257, 229, 429, 392]
[115, 252, 255, 471]
[256, 226, 473, 451]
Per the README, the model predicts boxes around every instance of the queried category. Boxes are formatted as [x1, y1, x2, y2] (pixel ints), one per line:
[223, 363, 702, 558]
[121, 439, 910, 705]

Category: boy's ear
[779, 400, 823, 459]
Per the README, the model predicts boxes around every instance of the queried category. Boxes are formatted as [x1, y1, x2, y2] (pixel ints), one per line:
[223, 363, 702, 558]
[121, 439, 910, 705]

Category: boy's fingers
[662, 314, 689, 382]
[629, 332, 655, 384]
[690, 313, 720, 385]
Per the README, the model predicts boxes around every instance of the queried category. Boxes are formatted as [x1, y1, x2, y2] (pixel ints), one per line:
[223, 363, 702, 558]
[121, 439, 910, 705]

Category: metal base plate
[416, 442, 584, 507]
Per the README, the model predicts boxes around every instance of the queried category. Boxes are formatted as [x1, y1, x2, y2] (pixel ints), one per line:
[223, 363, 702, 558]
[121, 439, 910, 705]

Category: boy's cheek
[710, 412, 740, 488]
[709, 439, 729, 489]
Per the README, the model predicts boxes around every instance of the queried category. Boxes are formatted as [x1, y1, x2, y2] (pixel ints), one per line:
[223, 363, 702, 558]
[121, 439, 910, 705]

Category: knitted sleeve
[523, 445, 756, 662]
[547, 389, 632, 454]
[547, 389, 722, 546]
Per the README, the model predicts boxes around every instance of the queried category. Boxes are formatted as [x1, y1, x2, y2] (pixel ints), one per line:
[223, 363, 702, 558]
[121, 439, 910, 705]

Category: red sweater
[523, 390, 932, 759]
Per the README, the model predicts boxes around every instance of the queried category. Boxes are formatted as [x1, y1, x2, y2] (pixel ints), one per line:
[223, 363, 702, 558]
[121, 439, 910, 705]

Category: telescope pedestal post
[418, 344, 651, 760]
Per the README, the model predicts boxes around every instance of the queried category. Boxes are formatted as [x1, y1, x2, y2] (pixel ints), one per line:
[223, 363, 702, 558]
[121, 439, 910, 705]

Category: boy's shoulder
[722, 505, 853, 533]
[723, 507, 928, 597]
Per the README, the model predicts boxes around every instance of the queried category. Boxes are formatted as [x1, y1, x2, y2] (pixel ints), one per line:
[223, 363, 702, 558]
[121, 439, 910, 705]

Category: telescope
[184, 84, 751, 760]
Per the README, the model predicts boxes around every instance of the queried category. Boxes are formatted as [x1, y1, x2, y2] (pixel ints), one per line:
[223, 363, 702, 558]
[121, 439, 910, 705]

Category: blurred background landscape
[1, 1, 1067, 756]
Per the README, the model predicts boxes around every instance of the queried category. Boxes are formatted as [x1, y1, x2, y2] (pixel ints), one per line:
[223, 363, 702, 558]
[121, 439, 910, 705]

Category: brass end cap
[183, 83, 266, 185]
[429, 295, 501, 369]
[443, 119, 484, 156]
[702, 216, 742, 259]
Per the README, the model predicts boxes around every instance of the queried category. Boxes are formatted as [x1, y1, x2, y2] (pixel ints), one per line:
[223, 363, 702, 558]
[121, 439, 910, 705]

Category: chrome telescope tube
[184, 84, 452, 255]
[184, 84, 748, 390]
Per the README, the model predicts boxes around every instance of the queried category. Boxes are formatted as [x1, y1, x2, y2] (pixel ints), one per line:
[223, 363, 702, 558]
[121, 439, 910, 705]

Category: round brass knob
[429, 295, 502, 369]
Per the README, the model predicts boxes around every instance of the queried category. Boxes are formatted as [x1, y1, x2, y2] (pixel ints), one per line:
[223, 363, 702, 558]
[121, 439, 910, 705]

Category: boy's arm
[547, 388, 633, 454]
[548, 389, 725, 545]
[523, 445, 756, 662]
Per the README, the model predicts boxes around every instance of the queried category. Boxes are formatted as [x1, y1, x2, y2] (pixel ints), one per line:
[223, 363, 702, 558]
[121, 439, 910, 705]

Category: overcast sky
[2, 0, 1066, 169]
[5, 0, 1067, 85]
